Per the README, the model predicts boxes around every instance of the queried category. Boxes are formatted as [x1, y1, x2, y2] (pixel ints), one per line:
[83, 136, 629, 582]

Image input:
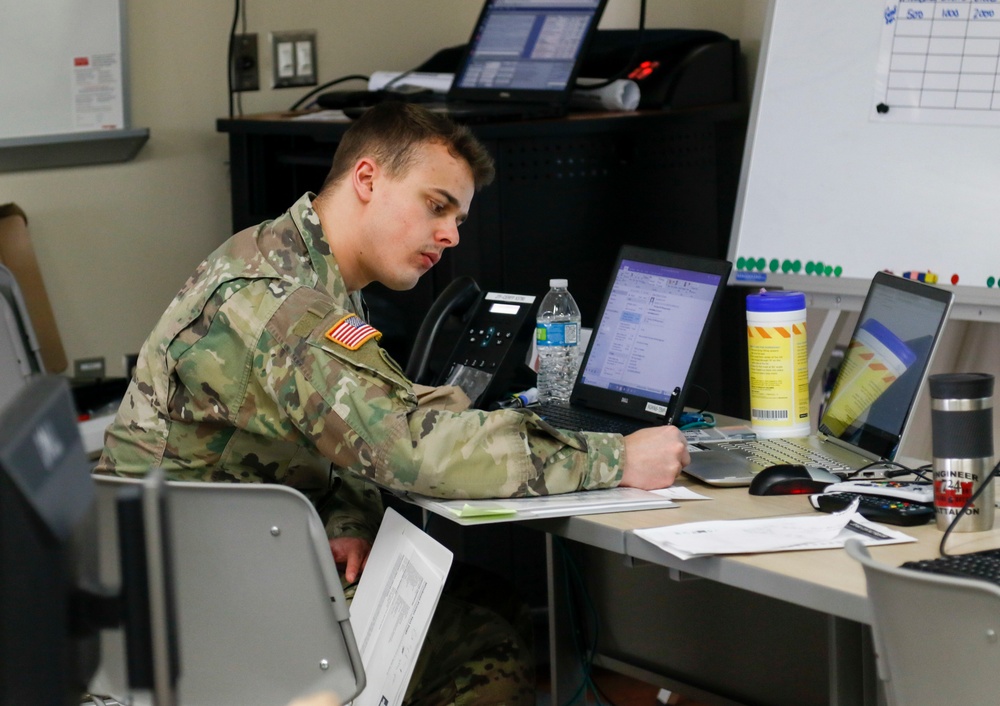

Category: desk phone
[435, 291, 538, 409]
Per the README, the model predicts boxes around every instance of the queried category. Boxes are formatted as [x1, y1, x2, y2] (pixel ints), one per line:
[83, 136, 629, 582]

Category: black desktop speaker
[579, 29, 743, 109]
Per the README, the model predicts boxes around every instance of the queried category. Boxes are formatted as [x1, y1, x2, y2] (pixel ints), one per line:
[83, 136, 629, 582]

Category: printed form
[348, 508, 452, 706]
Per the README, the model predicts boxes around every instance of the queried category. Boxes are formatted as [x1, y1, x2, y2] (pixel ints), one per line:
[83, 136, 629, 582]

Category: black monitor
[0, 375, 178, 705]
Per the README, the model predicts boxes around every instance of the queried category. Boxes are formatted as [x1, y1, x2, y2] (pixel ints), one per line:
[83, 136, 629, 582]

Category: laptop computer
[417, 0, 609, 123]
[536, 245, 732, 434]
[683, 271, 955, 487]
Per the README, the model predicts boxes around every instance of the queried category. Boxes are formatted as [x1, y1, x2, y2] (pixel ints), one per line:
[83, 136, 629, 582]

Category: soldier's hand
[329, 536, 373, 584]
[619, 425, 690, 490]
[287, 691, 341, 706]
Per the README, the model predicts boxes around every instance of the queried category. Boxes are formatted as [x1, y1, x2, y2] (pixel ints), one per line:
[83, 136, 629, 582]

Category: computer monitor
[0, 375, 178, 706]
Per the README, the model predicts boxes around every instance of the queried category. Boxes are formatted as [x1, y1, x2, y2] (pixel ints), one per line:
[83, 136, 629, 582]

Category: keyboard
[714, 436, 854, 473]
[534, 403, 646, 435]
[901, 548, 1000, 586]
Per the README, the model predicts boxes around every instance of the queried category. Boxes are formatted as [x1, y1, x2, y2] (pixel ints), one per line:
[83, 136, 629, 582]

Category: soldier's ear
[353, 157, 377, 203]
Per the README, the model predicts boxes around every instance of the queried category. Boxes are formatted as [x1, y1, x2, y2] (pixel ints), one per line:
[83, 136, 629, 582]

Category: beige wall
[0, 0, 767, 378]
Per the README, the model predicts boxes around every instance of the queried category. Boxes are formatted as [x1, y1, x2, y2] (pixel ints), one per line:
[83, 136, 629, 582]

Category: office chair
[0, 263, 45, 409]
[90, 476, 366, 706]
[845, 539, 1000, 706]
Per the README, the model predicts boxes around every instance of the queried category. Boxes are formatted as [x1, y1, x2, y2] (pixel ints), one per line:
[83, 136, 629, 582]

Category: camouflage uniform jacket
[97, 193, 625, 540]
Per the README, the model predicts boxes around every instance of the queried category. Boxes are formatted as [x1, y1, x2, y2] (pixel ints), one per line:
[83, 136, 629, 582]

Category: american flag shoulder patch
[324, 314, 382, 351]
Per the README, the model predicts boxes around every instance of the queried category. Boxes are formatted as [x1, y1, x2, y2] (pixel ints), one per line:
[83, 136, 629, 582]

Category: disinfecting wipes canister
[746, 290, 810, 438]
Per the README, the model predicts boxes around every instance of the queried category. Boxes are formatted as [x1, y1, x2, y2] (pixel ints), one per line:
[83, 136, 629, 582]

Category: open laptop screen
[453, 0, 606, 98]
[818, 273, 952, 459]
[579, 257, 725, 405]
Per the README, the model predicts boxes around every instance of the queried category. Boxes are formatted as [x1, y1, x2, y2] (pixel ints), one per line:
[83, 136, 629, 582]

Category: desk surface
[531, 474, 1000, 625]
[216, 105, 748, 141]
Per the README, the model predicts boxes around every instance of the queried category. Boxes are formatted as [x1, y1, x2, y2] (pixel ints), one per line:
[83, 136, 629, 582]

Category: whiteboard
[0, 0, 128, 140]
[729, 0, 1000, 313]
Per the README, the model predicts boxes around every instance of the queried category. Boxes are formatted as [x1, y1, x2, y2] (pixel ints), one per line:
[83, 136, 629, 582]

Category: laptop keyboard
[714, 437, 854, 473]
[901, 549, 1000, 587]
[534, 403, 646, 435]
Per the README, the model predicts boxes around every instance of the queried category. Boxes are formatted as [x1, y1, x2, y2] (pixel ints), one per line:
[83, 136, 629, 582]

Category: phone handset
[405, 276, 481, 385]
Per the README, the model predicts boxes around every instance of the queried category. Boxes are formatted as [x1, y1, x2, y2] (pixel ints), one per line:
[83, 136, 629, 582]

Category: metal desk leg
[546, 534, 586, 705]
[828, 616, 882, 706]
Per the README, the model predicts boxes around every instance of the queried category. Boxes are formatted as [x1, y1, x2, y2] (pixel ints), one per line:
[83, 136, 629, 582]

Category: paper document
[369, 71, 453, 94]
[634, 501, 915, 560]
[406, 487, 677, 526]
[293, 109, 349, 121]
[650, 486, 712, 501]
[348, 508, 453, 706]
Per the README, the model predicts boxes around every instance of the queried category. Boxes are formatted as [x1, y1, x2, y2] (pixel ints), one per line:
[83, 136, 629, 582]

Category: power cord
[226, 0, 242, 119]
[678, 411, 715, 431]
[554, 537, 616, 706]
[288, 74, 371, 111]
[843, 460, 932, 483]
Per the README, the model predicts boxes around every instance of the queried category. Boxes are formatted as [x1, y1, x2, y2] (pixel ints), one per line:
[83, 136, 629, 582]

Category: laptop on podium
[417, 0, 609, 123]
[683, 271, 955, 487]
[536, 245, 732, 434]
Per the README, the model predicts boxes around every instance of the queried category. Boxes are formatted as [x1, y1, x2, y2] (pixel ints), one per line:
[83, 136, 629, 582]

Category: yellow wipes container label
[747, 321, 809, 434]
[822, 319, 915, 437]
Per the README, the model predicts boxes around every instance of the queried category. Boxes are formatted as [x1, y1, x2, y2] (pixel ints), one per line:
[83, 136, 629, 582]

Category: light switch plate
[271, 30, 317, 88]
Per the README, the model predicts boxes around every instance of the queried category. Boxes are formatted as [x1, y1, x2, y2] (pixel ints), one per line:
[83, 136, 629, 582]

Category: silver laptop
[684, 272, 954, 487]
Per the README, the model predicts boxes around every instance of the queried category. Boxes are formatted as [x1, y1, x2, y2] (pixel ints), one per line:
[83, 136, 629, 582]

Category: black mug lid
[928, 372, 994, 400]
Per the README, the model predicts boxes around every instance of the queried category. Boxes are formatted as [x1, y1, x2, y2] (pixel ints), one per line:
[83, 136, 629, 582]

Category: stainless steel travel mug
[930, 373, 995, 532]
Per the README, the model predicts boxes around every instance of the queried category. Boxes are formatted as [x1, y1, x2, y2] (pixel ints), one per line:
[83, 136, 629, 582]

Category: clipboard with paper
[402, 486, 679, 526]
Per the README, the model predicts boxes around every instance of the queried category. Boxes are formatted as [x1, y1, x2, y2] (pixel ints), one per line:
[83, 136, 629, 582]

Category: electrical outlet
[231, 33, 259, 92]
[123, 353, 139, 379]
[271, 30, 317, 88]
[74, 356, 106, 381]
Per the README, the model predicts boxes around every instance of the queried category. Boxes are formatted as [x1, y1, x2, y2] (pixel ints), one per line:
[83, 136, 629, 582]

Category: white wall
[0, 0, 767, 377]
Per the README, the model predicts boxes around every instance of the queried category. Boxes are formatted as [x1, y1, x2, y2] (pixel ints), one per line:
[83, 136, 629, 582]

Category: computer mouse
[748, 464, 842, 496]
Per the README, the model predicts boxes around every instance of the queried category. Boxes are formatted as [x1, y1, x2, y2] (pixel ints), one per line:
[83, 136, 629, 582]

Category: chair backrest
[0, 263, 44, 409]
[0, 204, 66, 373]
[90, 475, 365, 706]
[845, 539, 1000, 706]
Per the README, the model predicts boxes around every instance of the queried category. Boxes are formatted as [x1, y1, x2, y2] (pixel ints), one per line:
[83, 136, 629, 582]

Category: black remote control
[809, 491, 935, 526]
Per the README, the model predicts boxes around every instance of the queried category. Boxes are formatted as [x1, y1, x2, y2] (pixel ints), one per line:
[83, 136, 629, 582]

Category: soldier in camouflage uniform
[97, 102, 689, 705]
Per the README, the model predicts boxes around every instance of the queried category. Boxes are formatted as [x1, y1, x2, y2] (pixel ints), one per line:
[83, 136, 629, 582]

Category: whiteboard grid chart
[876, 0, 1000, 123]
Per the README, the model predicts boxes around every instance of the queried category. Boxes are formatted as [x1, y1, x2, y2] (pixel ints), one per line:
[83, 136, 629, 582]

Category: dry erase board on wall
[0, 0, 148, 172]
[729, 0, 1000, 313]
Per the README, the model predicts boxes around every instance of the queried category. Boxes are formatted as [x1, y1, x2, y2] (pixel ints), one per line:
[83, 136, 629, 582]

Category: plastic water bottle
[536, 279, 582, 403]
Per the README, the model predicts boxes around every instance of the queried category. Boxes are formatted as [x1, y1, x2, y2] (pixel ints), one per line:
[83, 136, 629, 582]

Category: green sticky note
[449, 503, 518, 519]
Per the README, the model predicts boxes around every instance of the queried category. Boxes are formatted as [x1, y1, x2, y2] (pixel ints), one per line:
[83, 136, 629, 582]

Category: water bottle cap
[745, 289, 806, 313]
[549, 278, 568, 288]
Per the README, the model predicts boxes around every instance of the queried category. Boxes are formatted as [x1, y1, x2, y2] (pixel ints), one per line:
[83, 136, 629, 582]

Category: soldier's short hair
[320, 102, 495, 192]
